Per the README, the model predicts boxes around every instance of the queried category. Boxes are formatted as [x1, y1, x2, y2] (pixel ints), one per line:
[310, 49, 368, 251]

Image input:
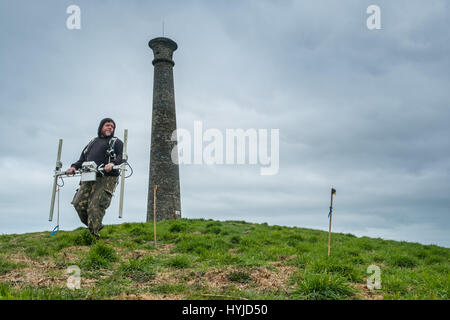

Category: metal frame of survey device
[118, 129, 128, 218]
[48, 129, 129, 222]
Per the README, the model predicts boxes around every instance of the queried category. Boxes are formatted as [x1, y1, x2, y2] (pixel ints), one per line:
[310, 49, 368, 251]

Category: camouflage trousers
[71, 175, 119, 237]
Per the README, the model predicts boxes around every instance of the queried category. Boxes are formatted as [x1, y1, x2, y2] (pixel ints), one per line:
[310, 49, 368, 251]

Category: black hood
[97, 118, 116, 137]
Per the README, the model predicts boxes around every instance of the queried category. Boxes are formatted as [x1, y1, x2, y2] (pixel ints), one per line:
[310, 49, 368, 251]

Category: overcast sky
[0, 0, 449, 247]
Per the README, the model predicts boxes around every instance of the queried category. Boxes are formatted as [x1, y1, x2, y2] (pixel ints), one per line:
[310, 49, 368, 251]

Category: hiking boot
[88, 228, 101, 240]
[92, 233, 100, 240]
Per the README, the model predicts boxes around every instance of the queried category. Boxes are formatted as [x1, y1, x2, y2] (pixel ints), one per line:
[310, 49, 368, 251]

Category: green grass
[0, 218, 448, 300]
[165, 255, 192, 269]
[0, 256, 24, 275]
[227, 270, 252, 283]
[118, 257, 157, 282]
[82, 242, 118, 270]
[293, 271, 355, 300]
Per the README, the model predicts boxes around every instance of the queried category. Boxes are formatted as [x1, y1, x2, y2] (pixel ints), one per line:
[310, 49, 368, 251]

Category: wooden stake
[328, 212, 332, 256]
[153, 185, 157, 247]
[328, 188, 335, 256]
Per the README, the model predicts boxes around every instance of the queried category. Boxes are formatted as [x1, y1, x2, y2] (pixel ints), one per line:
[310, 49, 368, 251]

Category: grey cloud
[0, 0, 449, 247]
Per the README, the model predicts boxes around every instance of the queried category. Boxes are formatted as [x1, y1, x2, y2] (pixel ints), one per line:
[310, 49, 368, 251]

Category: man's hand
[66, 167, 76, 175]
[105, 162, 115, 172]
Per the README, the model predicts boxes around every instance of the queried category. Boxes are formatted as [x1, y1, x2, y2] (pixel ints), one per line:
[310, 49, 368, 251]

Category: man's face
[101, 122, 115, 137]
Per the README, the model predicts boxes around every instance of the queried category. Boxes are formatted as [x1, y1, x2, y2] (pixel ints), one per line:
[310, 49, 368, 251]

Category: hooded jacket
[71, 118, 124, 177]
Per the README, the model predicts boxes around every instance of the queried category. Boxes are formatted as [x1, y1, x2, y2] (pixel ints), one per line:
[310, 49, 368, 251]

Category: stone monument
[146, 37, 181, 222]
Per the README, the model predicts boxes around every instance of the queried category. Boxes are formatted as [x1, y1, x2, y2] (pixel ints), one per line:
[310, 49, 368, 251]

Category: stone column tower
[146, 37, 181, 222]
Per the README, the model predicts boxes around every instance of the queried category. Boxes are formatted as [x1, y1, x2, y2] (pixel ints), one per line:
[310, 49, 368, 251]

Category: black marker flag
[328, 188, 336, 218]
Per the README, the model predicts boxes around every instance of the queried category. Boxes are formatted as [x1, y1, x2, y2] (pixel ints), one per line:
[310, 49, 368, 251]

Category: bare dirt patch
[117, 244, 175, 260]
[1, 251, 73, 289]
[114, 293, 184, 300]
[58, 246, 90, 262]
[195, 265, 297, 293]
[147, 268, 185, 286]
[0, 267, 66, 288]
[126, 262, 297, 296]
[352, 283, 384, 300]
[7, 252, 45, 267]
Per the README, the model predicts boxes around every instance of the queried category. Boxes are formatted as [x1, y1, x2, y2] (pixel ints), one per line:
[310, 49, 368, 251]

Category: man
[66, 118, 124, 239]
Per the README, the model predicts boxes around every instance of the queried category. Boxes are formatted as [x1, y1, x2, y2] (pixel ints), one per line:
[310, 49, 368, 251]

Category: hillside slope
[0, 219, 448, 300]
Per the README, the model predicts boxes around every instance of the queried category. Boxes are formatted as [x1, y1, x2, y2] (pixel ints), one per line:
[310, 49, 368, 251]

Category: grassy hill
[0, 218, 448, 300]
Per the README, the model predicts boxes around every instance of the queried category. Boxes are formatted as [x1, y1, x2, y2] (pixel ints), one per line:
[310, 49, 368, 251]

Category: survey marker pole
[328, 188, 336, 256]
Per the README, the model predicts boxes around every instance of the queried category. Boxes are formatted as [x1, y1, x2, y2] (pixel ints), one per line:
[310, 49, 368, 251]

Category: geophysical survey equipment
[48, 129, 131, 235]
